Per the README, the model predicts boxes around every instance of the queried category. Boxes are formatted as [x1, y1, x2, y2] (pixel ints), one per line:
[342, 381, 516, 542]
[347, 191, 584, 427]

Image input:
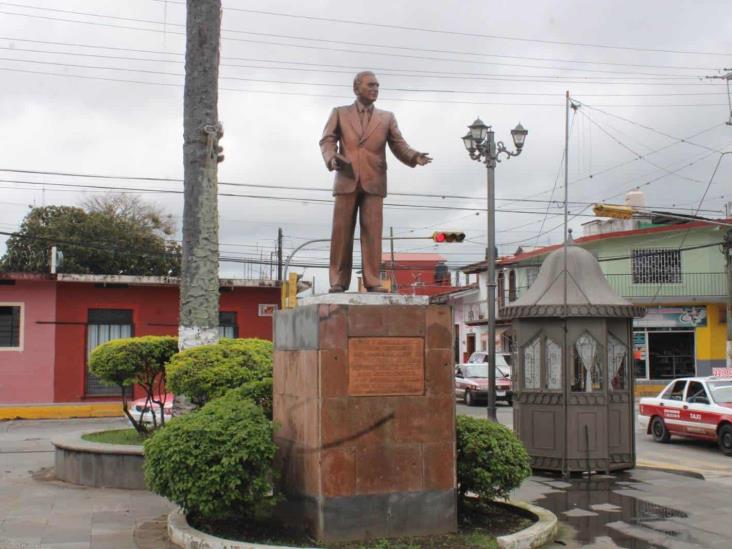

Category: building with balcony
[457, 215, 729, 393]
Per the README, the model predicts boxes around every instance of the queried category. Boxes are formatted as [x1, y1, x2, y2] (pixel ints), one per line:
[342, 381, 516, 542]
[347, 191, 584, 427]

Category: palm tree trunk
[176, 0, 223, 414]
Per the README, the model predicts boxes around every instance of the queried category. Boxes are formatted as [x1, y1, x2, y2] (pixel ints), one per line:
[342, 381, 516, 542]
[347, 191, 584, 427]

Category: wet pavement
[513, 468, 732, 548]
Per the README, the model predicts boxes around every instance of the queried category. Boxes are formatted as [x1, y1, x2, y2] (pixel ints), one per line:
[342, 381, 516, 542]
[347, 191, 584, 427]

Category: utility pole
[390, 226, 396, 291]
[725, 229, 732, 367]
[277, 227, 283, 282]
[705, 70, 732, 126]
[178, 0, 223, 352]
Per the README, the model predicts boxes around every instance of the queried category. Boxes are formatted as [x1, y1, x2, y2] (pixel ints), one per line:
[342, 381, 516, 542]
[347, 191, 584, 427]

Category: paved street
[1, 407, 732, 548]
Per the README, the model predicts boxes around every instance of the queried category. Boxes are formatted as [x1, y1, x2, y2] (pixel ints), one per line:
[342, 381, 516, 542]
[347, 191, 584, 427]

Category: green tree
[1, 200, 181, 275]
[89, 336, 179, 434]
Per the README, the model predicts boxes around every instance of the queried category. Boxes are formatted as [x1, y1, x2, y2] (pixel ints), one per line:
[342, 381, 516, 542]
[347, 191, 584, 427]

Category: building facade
[495, 219, 728, 391]
[0, 273, 280, 404]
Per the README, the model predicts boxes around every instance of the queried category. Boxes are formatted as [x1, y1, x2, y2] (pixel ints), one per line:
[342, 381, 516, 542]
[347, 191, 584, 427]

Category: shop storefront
[632, 306, 707, 381]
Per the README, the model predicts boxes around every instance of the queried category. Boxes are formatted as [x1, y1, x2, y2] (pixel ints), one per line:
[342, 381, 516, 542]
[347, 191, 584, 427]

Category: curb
[496, 500, 558, 549]
[0, 403, 123, 420]
[168, 509, 321, 549]
[52, 431, 146, 490]
[168, 501, 557, 549]
[635, 461, 706, 480]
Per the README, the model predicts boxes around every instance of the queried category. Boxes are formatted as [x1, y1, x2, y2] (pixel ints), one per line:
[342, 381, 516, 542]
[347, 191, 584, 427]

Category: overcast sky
[1, 0, 731, 291]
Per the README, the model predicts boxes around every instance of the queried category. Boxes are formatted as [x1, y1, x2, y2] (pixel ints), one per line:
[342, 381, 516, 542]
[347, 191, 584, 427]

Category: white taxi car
[638, 376, 732, 456]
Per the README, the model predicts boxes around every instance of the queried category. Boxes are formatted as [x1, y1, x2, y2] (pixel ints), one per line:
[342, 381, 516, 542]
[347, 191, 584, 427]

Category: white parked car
[126, 393, 174, 426]
[638, 377, 732, 456]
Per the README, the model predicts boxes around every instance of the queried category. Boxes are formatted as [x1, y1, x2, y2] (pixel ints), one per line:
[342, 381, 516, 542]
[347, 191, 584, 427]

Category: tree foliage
[89, 336, 179, 434]
[144, 392, 278, 521]
[456, 415, 532, 506]
[166, 338, 273, 407]
[1, 196, 181, 275]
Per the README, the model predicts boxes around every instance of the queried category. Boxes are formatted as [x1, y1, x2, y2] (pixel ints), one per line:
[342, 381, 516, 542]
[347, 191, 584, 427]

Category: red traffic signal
[432, 231, 465, 243]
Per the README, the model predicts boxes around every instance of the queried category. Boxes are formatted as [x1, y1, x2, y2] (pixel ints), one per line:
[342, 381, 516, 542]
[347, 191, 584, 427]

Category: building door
[466, 333, 476, 361]
[648, 331, 695, 380]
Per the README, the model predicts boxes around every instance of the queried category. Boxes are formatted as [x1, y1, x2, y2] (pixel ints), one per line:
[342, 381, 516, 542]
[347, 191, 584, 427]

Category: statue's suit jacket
[319, 102, 419, 197]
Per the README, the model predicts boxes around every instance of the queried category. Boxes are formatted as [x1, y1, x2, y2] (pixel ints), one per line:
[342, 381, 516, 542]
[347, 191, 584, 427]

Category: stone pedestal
[273, 294, 457, 542]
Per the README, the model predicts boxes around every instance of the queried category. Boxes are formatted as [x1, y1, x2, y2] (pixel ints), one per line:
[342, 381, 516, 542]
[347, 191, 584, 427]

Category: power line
[4, 47, 727, 97]
[2, 66, 728, 108]
[577, 108, 710, 186]
[0, 36, 718, 78]
[0, 177, 600, 216]
[149, 0, 732, 58]
[579, 102, 728, 150]
[3, 54, 723, 98]
[534, 112, 576, 244]
[0, 169, 722, 213]
[0, 8, 726, 86]
[485, 122, 726, 213]
[3, 2, 727, 71]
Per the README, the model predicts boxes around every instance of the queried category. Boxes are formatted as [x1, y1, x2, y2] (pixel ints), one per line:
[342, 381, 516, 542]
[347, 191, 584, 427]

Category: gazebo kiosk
[501, 244, 644, 475]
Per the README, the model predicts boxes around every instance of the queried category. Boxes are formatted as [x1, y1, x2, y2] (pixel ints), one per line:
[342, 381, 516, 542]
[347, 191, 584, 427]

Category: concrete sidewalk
[0, 418, 174, 548]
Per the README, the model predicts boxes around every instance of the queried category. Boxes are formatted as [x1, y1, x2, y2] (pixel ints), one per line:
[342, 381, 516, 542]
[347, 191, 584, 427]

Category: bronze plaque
[348, 337, 424, 396]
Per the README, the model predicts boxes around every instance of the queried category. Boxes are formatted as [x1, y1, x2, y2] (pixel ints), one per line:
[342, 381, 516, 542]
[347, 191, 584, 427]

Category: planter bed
[51, 431, 146, 490]
[168, 498, 556, 549]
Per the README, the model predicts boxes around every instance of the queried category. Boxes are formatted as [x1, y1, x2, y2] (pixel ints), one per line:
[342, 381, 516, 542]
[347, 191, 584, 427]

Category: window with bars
[0, 305, 21, 348]
[218, 311, 238, 339]
[631, 249, 681, 284]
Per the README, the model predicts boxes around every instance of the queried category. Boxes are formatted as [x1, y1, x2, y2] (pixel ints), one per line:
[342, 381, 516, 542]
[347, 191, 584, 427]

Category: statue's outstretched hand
[416, 153, 433, 166]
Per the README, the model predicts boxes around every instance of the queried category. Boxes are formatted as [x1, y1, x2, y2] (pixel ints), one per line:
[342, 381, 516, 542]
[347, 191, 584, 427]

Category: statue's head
[353, 71, 379, 105]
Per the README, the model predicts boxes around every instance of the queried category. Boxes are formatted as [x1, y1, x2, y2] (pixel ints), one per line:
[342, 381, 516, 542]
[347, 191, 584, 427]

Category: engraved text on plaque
[348, 337, 424, 396]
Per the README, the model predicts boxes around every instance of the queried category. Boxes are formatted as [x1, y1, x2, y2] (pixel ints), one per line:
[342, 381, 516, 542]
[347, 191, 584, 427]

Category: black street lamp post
[462, 119, 527, 421]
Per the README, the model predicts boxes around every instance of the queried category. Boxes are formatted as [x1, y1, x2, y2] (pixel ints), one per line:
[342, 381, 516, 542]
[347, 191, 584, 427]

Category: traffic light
[592, 203, 634, 219]
[281, 272, 302, 309]
[432, 231, 466, 243]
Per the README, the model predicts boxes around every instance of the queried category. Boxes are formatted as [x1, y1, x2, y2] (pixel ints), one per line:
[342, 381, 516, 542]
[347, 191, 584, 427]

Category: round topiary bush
[166, 338, 273, 406]
[456, 415, 532, 505]
[144, 391, 278, 521]
[89, 335, 178, 433]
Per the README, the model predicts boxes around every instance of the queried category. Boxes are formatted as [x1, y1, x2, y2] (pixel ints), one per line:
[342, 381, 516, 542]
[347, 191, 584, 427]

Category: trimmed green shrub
[456, 415, 532, 505]
[166, 338, 273, 407]
[89, 335, 178, 433]
[225, 378, 274, 420]
[144, 391, 278, 521]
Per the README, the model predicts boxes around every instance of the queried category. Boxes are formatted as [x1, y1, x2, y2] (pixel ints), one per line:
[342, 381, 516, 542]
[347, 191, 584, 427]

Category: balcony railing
[515, 272, 726, 300]
[604, 272, 726, 299]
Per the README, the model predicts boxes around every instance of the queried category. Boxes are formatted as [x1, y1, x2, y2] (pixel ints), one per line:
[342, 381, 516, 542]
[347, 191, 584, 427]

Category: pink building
[0, 273, 280, 405]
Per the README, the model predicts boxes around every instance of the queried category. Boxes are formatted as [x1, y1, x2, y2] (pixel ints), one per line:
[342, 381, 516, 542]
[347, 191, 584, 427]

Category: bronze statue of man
[319, 71, 432, 293]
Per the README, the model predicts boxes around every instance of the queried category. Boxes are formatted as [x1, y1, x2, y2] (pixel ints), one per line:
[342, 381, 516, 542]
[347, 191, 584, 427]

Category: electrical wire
[0, 8, 726, 86]
[0, 36, 720, 87]
[1, 2, 725, 74]
[0, 168, 722, 213]
[148, 0, 732, 58]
